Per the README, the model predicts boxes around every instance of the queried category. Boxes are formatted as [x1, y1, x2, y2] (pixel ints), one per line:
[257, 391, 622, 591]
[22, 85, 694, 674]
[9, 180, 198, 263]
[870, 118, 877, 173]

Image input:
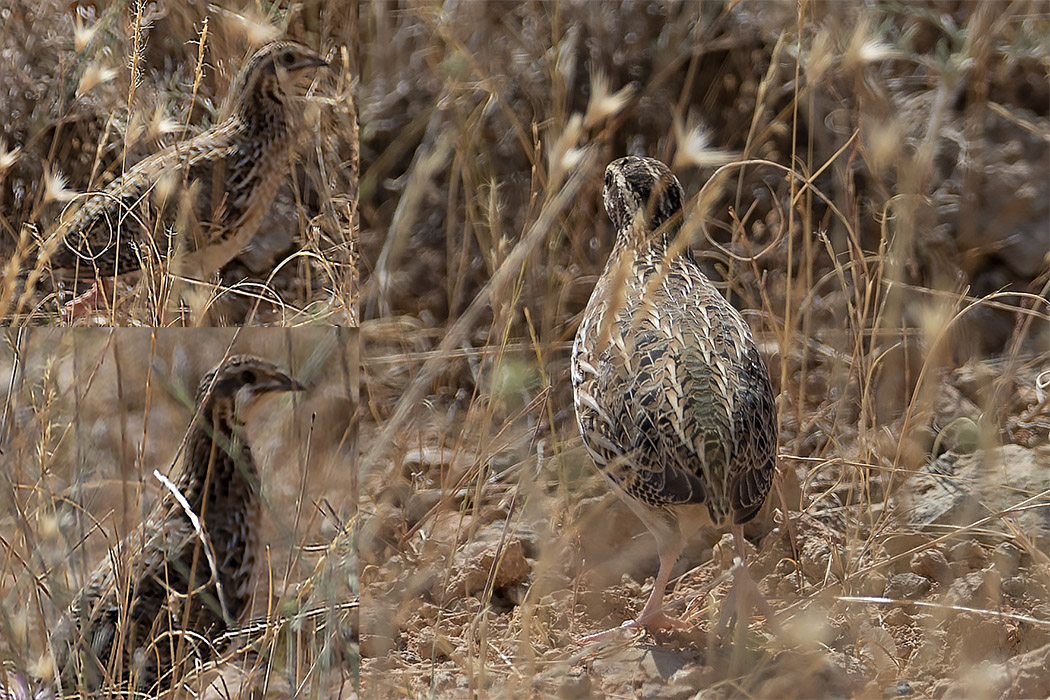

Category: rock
[639, 681, 694, 700]
[444, 529, 530, 600]
[426, 509, 476, 548]
[942, 571, 998, 608]
[881, 533, 935, 568]
[574, 494, 659, 586]
[1001, 576, 1027, 599]
[898, 446, 1050, 546]
[998, 642, 1050, 699]
[792, 513, 845, 583]
[884, 679, 915, 697]
[948, 540, 988, 569]
[910, 548, 954, 585]
[946, 613, 1010, 664]
[591, 646, 696, 693]
[881, 606, 911, 627]
[752, 650, 854, 699]
[942, 642, 1050, 699]
[884, 573, 932, 600]
[991, 542, 1022, 577]
[358, 599, 399, 659]
[409, 628, 456, 661]
[713, 531, 756, 569]
[669, 666, 705, 688]
[912, 627, 948, 668]
[556, 671, 593, 700]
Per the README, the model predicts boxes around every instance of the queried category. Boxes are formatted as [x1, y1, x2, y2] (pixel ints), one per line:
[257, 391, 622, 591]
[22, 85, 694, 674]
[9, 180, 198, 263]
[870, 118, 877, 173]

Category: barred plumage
[572, 156, 777, 634]
[43, 41, 327, 313]
[51, 356, 304, 692]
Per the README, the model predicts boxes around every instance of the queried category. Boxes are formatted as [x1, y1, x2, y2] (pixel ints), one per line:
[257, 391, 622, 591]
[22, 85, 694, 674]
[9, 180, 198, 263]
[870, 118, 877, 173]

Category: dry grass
[0, 1, 358, 327]
[0, 329, 357, 697]
[358, 1, 1049, 698]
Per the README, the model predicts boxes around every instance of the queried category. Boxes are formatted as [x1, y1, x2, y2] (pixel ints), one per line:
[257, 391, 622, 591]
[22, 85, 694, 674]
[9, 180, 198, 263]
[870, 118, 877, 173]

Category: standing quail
[51, 355, 304, 692]
[43, 41, 327, 318]
[572, 156, 778, 637]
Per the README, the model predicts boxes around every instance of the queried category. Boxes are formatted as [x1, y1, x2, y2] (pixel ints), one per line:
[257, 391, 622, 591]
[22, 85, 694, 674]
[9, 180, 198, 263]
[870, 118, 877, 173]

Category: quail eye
[281, 51, 296, 66]
[604, 172, 612, 189]
[240, 370, 257, 384]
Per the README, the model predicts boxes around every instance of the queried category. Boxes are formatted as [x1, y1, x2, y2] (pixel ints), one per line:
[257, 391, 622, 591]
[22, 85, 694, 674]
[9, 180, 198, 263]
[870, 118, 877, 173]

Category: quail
[571, 156, 777, 637]
[51, 355, 304, 692]
[43, 41, 327, 318]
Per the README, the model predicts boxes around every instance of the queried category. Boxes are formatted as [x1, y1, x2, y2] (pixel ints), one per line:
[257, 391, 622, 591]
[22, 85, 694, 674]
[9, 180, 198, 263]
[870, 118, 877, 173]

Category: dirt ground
[357, 351, 1049, 700]
[358, 2, 1049, 698]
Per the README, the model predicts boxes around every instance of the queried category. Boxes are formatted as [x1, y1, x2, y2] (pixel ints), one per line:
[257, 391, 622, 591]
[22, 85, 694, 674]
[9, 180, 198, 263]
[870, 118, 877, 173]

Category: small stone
[884, 573, 932, 600]
[858, 572, 888, 598]
[910, 548, 953, 585]
[991, 541, 1021, 577]
[950, 617, 1009, 664]
[557, 672, 592, 699]
[948, 540, 987, 569]
[1002, 576, 1028, 599]
[444, 532, 531, 600]
[358, 600, 399, 659]
[410, 628, 455, 661]
[882, 606, 911, 627]
[669, 666, 705, 687]
[757, 571, 778, 592]
[883, 679, 915, 697]
[943, 571, 996, 608]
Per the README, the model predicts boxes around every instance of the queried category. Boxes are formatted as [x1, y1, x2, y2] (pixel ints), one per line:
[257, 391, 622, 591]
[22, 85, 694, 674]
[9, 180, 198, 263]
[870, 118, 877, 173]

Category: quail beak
[293, 52, 329, 72]
[265, 372, 306, 395]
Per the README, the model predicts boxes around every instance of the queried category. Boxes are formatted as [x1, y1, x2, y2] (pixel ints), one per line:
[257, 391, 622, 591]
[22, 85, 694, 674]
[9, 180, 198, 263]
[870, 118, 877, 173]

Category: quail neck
[602, 154, 686, 257]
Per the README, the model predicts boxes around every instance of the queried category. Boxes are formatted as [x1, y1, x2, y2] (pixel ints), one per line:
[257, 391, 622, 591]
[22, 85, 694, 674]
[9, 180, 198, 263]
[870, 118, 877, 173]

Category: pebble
[910, 548, 954, 586]
[884, 573, 932, 600]
[884, 679, 915, 697]
[557, 672, 592, 699]
[948, 540, 988, 569]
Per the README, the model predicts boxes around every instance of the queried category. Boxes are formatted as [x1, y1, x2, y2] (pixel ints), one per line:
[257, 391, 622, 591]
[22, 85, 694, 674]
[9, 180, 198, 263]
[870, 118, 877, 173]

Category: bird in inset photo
[51, 355, 304, 693]
[42, 41, 327, 320]
[572, 155, 778, 640]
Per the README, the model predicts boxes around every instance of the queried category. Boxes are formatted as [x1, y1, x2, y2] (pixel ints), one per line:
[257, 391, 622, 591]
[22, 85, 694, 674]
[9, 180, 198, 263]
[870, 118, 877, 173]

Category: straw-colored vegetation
[0, 329, 356, 697]
[0, 2, 358, 326]
[359, 1, 1049, 698]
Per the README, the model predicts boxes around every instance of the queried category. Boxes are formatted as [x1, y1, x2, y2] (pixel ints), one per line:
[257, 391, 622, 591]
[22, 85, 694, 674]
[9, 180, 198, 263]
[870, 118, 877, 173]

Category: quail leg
[578, 540, 689, 644]
[60, 278, 110, 322]
[713, 524, 775, 639]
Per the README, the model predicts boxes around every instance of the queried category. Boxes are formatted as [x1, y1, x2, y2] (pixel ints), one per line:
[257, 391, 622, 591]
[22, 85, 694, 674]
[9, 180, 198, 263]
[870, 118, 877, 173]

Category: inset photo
[0, 328, 356, 697]
[0, 3, 357, 326]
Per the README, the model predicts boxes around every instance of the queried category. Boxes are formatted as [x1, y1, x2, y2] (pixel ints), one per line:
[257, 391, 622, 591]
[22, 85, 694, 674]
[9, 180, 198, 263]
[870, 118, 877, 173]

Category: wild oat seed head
[76, 63, 117, 98]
